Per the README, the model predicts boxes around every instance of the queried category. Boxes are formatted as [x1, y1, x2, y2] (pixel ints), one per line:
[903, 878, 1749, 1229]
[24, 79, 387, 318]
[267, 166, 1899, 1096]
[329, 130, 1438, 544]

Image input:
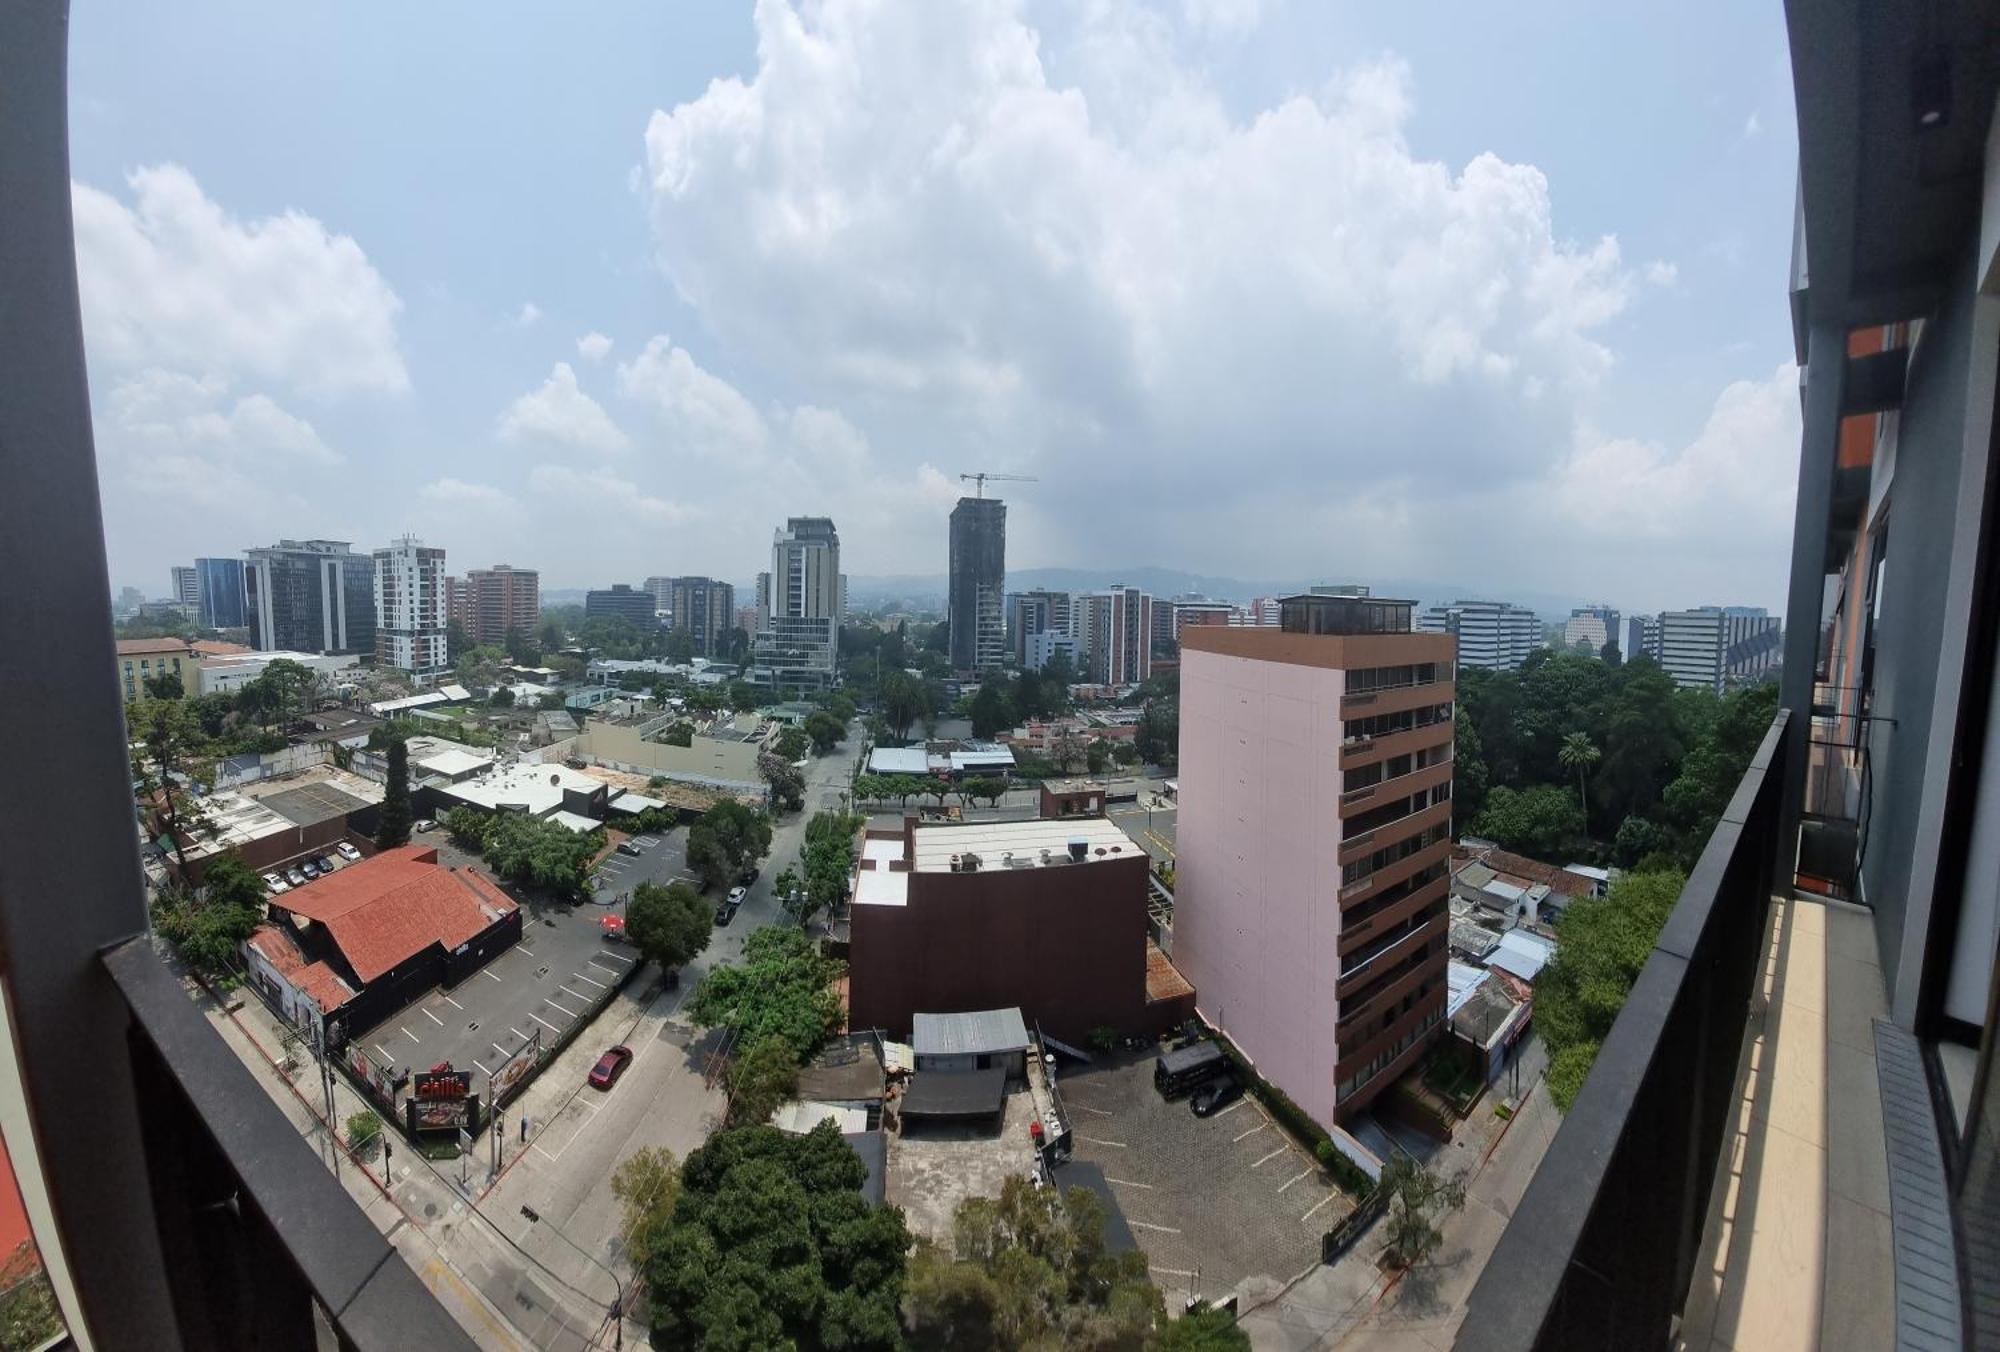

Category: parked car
[1190, 1076, 1245, 1117]
[738, 866, 759, 885]
[311, 854, 335, 873]
[298, 860, 321, 879]
[727, 885, 748, 908]
[262, 872, 289, 894]
[587, 1045, 634, 1090]
[285, 868, 308, 887]
[414, 818, 437, 833]
[335, 841, 361, 861]
[714, 899, 735, 926]
[617, 840, 643, 857]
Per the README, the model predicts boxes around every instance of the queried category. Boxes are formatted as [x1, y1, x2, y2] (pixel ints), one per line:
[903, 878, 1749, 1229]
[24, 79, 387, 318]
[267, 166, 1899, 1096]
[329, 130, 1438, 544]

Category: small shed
[1487, 929, 1557, 983]
[911, 1007, 1031, 1079]
[899, 1067, 1008, 1121]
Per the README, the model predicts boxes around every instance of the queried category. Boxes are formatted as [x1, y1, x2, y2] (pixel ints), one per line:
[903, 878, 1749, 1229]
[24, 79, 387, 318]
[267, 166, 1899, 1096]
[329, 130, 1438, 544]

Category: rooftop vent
[1040, 848, 1052, 865]
[962, 852, 982, 873]
[1068, 839, 1088, 863]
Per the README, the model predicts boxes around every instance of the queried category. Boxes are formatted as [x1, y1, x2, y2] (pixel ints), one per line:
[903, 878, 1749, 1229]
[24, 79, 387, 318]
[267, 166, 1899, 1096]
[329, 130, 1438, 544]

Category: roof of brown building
[270, 845, 516, 983]
[190, 640, 253, 656]
[246, 923, 356, 1013]
[115, 638, 191, 656]
[1465, 845, 1596, 897]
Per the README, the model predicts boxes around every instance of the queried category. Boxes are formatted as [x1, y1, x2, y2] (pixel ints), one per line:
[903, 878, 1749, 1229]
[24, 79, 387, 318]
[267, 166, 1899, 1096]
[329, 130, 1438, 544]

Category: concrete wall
[1173, 646, 1347, 1129]
[574, 719, 764, 791]
[847, 853, 1150, 1043]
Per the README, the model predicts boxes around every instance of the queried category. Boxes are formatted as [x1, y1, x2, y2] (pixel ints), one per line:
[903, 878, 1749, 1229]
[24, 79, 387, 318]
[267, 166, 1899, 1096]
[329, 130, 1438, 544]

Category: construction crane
[960, 471, 1039, 498]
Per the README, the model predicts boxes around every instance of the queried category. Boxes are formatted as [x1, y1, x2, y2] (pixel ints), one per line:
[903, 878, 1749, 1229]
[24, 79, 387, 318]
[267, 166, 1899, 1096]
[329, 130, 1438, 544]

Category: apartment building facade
[1175, 594, 1455, 1126]
[1563, 604, 1620, 654]
[243, 539, 375, 655]
[667, 575, 735, 656]
[193, 556, 245, 629]
[371, 537, 447, 683]
[1007, 589, 1072, 665]
[454, 564, 538, 647]
[754, 516, 842, 687]
[1083, 584, 1153, 686]
[583, 583, 657, 626]
[1624, 614, 1661, 665]
[1656, 606, 1782, 693]
[1417, 599, 1541, 670]
[169, 565, 197, 611]
[948, 496, 1007, 672]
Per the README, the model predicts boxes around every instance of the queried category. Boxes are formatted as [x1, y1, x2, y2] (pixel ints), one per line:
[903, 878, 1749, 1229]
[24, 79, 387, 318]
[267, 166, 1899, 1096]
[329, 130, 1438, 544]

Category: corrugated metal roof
[911, 1007, 1030, 1057]
[1487, 929, 1556, 982]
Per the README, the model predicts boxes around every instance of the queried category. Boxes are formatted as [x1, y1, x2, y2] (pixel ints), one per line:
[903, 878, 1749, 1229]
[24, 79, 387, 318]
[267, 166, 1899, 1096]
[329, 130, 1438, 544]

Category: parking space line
[1105, 1177, 1153, 1189]
[546, 996, 580, 1017]
[593, 951, 634, 967]
[1129, 1221, 1182, 1234]
[374, 1043, 397, 1061]
[571, 972, 607, 989]
[1210, 1098, 1249, 1119]
[441, 995, 464, 1010]
[399, 1025, 421, 1043]
[492, 1043, 509, 1058]
[510, 1027, 528, 1042]
[474, 1059, 492, 1077]
[1233, 1121, 1270, 1143]
[1300, 1193, 1339, 1224]
[1150, 1266, 1199, 1279]
[528, 1013, 561, 1034]
[482, 969, 503, 983]
[1251, 1145, 1289, 1168]
[1078, 1136, 1128, 1148]
[1276, 1168, 1313, 1193]
[423, 1009, 444, 1026]
[1068, 1102, 1112, 1116]
[517, 946, 535, 958]
[559, 985, 590, 1003]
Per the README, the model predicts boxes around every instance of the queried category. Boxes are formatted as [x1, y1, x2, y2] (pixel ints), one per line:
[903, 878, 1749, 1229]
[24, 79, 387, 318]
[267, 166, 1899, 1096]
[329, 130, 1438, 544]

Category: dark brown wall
[848, 854, 1150, 1043]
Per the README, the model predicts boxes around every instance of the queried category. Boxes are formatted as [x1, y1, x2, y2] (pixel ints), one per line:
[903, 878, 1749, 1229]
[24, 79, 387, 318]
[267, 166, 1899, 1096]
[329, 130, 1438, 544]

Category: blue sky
[71, 0, 1803, 612]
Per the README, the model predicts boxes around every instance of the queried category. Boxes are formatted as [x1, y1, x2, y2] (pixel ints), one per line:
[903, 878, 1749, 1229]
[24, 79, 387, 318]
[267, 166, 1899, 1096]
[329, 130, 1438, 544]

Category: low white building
[198, 650, 361, 697]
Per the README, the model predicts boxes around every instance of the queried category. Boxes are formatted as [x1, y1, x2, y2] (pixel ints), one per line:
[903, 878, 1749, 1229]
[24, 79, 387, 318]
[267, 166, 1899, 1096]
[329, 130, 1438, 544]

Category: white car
[262, 872, 289, 894]
[335, 841, 362, 861]
[727, 886, 748, 908]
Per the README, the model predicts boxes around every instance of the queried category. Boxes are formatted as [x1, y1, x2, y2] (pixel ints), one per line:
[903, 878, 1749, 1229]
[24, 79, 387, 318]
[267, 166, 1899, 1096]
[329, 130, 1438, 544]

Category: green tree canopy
[128, 696, 217, 868]
[1535, 868, 1687, 1109]
[374, 739, 412, 849]
[641, 1123, 910, 1351]
[612, 1145, 681, 1275]
[760, 754, 806, 814]
[685, 926, 844, 1060]
[688, 801, 773, 889]
[804, 710, 847, 754]
[625, 881, 714, 974]
[725, 1035, 801, 1128]
[1470, 784, 1584, 858]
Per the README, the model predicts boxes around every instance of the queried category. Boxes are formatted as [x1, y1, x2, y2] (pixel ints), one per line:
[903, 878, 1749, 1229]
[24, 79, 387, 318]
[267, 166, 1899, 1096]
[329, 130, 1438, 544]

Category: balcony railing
[1457, 710, 1788, 1351]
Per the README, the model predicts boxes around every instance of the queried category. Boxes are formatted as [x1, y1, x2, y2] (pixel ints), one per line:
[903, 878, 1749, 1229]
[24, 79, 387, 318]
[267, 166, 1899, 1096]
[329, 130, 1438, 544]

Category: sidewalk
[1237, 1078, 1561, 1351]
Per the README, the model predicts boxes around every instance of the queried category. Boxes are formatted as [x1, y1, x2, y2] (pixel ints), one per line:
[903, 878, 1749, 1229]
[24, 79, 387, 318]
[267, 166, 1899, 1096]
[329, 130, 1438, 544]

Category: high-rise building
[371, 537, 447, 684]
[1416, 600, 1542, 670]
[1233, 597, 1284, 627]
[1658, 606, 1782, 694]
[644, 576, 674, 614]
[170, 566, 198, 612]
[1624, 614, 1662, 664]
[1083, 585, 1152, 685]
[667, 576, 736, 656]
[1025, 631, 1080, 674]
[193, 557, 246, 629]
[754, 517, 842, 687]
[444, 576, 468, 632]
[1172, 600, 1237, 640]
[583, 584, 658, 626]
[948, 497, 1007, 672]
[1007, 590, 1073, 665]
[460, 564, 539, 647]
[243, 540, 375, 654]
[1175, 593, 1454, 1127]
[1564, 604, 1621, 655]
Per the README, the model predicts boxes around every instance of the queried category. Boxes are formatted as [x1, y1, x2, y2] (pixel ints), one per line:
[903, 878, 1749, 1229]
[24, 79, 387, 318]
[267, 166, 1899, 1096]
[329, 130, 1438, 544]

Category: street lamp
[520, 1205, 627, 1349]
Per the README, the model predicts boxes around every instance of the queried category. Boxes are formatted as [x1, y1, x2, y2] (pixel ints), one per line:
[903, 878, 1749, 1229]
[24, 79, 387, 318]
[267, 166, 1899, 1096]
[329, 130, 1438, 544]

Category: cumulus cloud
[72, 164, 408, 397]
[497, 362, 631, 454]
[420, 477, 520, 510]
[512, 301, 544, 328]
[577, 331, 614, 362]
[527, 464, 693, 526]
[1643, 260, 1679, 287]
[615, 336, 771, 457]
[636, 0, 1643, 571]
[104, 369, 340, 466]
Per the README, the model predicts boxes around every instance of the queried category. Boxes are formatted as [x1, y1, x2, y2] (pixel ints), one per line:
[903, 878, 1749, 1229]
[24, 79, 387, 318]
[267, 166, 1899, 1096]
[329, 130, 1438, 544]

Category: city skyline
[73, 1, 1798, 612]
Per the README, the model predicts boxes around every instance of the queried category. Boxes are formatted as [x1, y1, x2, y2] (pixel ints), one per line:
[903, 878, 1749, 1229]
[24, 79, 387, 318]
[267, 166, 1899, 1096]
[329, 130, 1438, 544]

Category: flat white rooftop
[441, 762, 606, 816]
[908, 817, 1138, 873]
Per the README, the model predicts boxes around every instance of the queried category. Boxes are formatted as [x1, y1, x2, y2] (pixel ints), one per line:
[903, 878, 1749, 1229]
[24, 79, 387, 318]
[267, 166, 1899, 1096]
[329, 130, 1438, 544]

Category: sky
[70, 0, 1804, 613]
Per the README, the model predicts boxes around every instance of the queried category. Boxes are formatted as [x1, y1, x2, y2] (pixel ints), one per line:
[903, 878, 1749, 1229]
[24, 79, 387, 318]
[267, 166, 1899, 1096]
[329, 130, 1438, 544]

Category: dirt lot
[886, 1090, 1041, 1243]
[1053, 1051, 1355, 1303]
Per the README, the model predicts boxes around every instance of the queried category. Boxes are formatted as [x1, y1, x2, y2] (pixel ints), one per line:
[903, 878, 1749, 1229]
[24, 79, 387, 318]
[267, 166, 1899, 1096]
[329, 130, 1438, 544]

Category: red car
[588, 1045, 633, 1090]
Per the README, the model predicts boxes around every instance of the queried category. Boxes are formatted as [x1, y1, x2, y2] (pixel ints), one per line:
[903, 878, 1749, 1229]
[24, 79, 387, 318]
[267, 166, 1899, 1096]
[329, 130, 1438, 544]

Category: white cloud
[1181, 0, 1265, 37]
[419, 477, 519, 511]
[636, 0, 1642, 567]
[576, 331, 614, 362]
[496, 362, 631, 454]
[1643, 260, 1679, 287]
[527, 464, 694, 526]
[72, 164, 407, 397]
[1742, 110, 1762, 139]
[512, 301, 544, 329]
[103, 368, 339, 465]
[615, 336, 771, 456]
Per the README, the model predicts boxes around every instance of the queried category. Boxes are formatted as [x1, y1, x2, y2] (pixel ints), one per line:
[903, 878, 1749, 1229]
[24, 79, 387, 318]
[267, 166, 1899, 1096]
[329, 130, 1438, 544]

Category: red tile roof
[115, 638, 190, 656]
[190, 639, 252, 656]
[245, 924, 356, 1013]
[270, 845, 517, 984]
[1468, 846, 1596, 897]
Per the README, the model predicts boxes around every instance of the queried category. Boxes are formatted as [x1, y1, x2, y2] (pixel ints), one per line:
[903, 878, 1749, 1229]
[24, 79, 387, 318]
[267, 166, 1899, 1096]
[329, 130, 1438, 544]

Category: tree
[904, 1177, 1165, 1351]
[1536, 869, 1687, 1109]
[489, 685, 516, 708]
[1452, 713, 1491, 825]
[687, 800, 774, 891]
[151, 857, 268, 975]
[804, 710, 846, 755]
[725, 1035, 800, 1128]
[685, 926, 844, 1059]
[663, 720, 696, 747]
[142, 669, 185, 700]
[728, 680, 761, 713]
[1135, 701, 1178, 767]
[611, 1145, 681, 1274]
[345, 1111, 383, 1157]
[641, 1123, 910, 1351]
[1471, 784, 1584, 859]
[959, 777, 1006, 809]
[967, 684, 1014, 739]
[773, 865, 803, 918]
[792, 810, 863, 928]
[537, 616, 567, 653]
[1557, 731, 1601, 834]
[445, 617, 469, 663]
[128, 697, 217, 868]
[1048, 725, 1087, 773]
[375, 739, 412, 849]
[1085, 740, 1109, 775]
[1378, 1156, 1468, 1270]
[625, 881, 714, 974]
[443, 805, 495, 851]
[478, 813, 602, 898]
[665, 629, 696, 666]
[1159, 1307, 1251, 1350]
[760, 753, 806, 814]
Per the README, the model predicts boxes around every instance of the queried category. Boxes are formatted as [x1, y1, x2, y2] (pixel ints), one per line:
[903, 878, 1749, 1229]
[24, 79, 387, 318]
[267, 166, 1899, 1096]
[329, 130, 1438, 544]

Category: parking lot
[591, 828, 699, 899]
[1054, 1051, 1353, 1298]
[350, 832, 686, 1095]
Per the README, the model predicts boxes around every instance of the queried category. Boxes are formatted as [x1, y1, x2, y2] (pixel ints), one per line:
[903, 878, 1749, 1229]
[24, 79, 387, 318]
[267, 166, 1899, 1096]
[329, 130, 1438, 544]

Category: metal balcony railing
[1458, 710, 1788, 1351]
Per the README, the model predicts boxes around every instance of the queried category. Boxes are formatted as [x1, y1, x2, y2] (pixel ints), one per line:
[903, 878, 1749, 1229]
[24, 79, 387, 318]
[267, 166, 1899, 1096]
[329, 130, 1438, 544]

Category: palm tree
[1558, 731, 1601, 835]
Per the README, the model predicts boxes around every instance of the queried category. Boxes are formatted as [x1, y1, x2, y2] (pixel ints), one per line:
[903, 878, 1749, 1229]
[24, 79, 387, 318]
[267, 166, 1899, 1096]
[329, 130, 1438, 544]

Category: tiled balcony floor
[1676, 895, 1897, 1352]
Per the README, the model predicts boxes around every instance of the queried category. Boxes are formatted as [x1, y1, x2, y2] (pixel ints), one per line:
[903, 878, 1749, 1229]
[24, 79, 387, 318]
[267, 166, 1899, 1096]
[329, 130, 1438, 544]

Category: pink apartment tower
[1176, 593, 1456, 1126]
